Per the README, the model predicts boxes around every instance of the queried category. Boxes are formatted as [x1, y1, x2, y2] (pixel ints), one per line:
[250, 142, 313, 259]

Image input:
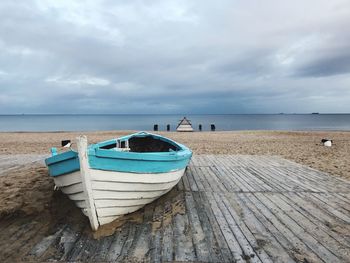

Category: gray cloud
[0, 0, 350, 114]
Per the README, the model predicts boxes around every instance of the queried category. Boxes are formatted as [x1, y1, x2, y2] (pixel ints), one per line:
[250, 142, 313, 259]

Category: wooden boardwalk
[1, 154, 350, 262]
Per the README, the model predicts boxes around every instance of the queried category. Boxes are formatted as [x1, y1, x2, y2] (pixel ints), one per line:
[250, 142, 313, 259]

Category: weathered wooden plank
[65, 231, 91, 261]
[219, 193, 273, 263]
[264, 192, 350, 261]
[150, 199, 164, 263]
[289, 166, 350, 192]
[239, 193, 323, 262]
[196, 166, 212, 191]
[298, 192, 350, 224]
[228, 193, 295, 263]
[54, 225, 85, 261]
[256, 192, 342, 263]
[75, 236, 100, 262]
[115, 223, 138, 261]
[251, 166, 305, 192]
[190, 192, 225, 262]
[182, 168, 191, 191]
[173, 213, 196, 261]
[282, 166, 340, 192]
[196, 191, 234, 262]
[206, 158, 236, 192]
[90, 235, 114, 262]
[334, 193, 350, 205]
[214, 164, 249, 192]
[206, 192, 245, 262]
[200, 166, 221, 192]
[212, 192, 268, 263]
[204, 165, 228, 193]
[184, 192, 212, 262]
[126, 223, 152, 262]
[246, 166, 288, 192]
[285, 192, 350, 235]
[190, 166, 206, 191]
[160, 199, 174, 262]
[29, 225, 66, 257]
[311, 192, 350, 215]
[279, 193, 350, 247]
[186, 166, 199, 191]
[106, 223, 132, 261]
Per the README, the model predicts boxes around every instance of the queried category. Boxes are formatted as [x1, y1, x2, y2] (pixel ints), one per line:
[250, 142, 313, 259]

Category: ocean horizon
[1, 113, 350, 132]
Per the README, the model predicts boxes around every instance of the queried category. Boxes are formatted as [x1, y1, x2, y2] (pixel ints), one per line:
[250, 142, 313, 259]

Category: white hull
[53, 168, 184, 228]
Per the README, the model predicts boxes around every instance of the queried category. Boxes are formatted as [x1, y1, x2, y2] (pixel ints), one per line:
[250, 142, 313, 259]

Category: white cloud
[46, 75, 110, 86]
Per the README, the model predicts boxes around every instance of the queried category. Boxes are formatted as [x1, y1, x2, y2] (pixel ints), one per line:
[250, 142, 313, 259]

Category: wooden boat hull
[45, 132, 192, 230]
[54, 168, 185, 226]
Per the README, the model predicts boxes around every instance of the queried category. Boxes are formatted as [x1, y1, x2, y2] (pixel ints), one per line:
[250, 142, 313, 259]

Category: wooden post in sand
[76, 135, 99, 231]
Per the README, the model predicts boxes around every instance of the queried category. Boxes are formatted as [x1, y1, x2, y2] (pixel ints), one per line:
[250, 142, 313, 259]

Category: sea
[0, 114, 350, 132]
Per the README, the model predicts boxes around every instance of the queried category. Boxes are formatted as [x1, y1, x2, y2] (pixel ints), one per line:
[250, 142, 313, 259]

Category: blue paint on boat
[45, 150, 80, 176]
[45, 132, 192, 176]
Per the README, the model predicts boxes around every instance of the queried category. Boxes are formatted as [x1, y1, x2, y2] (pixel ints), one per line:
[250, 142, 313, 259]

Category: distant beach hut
[176, 117, 194, 132]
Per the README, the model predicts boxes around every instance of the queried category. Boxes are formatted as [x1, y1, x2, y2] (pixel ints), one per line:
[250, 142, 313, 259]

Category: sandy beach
[0, 130, 350, 261]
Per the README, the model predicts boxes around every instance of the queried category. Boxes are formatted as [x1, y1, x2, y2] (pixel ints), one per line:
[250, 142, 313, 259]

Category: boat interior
[100, 135, 180, 153]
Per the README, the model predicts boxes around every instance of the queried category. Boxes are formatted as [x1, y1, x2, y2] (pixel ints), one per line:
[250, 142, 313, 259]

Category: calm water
[0, 114, 350, 132]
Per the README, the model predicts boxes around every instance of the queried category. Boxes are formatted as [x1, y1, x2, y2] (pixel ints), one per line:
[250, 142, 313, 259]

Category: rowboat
[45, 132, 192, 230]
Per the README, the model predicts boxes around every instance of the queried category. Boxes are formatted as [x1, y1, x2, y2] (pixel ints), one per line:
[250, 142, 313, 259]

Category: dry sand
[0, 130, 349, 260]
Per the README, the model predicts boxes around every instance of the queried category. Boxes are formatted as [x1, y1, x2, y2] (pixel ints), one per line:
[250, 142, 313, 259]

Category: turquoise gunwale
[88, 132, 192, 173]
[45, 132, 192, 176]
[45, 150, 80, 177]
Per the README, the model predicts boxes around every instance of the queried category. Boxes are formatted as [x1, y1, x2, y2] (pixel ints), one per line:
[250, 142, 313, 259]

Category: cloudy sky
[0, 0, 350, 114]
